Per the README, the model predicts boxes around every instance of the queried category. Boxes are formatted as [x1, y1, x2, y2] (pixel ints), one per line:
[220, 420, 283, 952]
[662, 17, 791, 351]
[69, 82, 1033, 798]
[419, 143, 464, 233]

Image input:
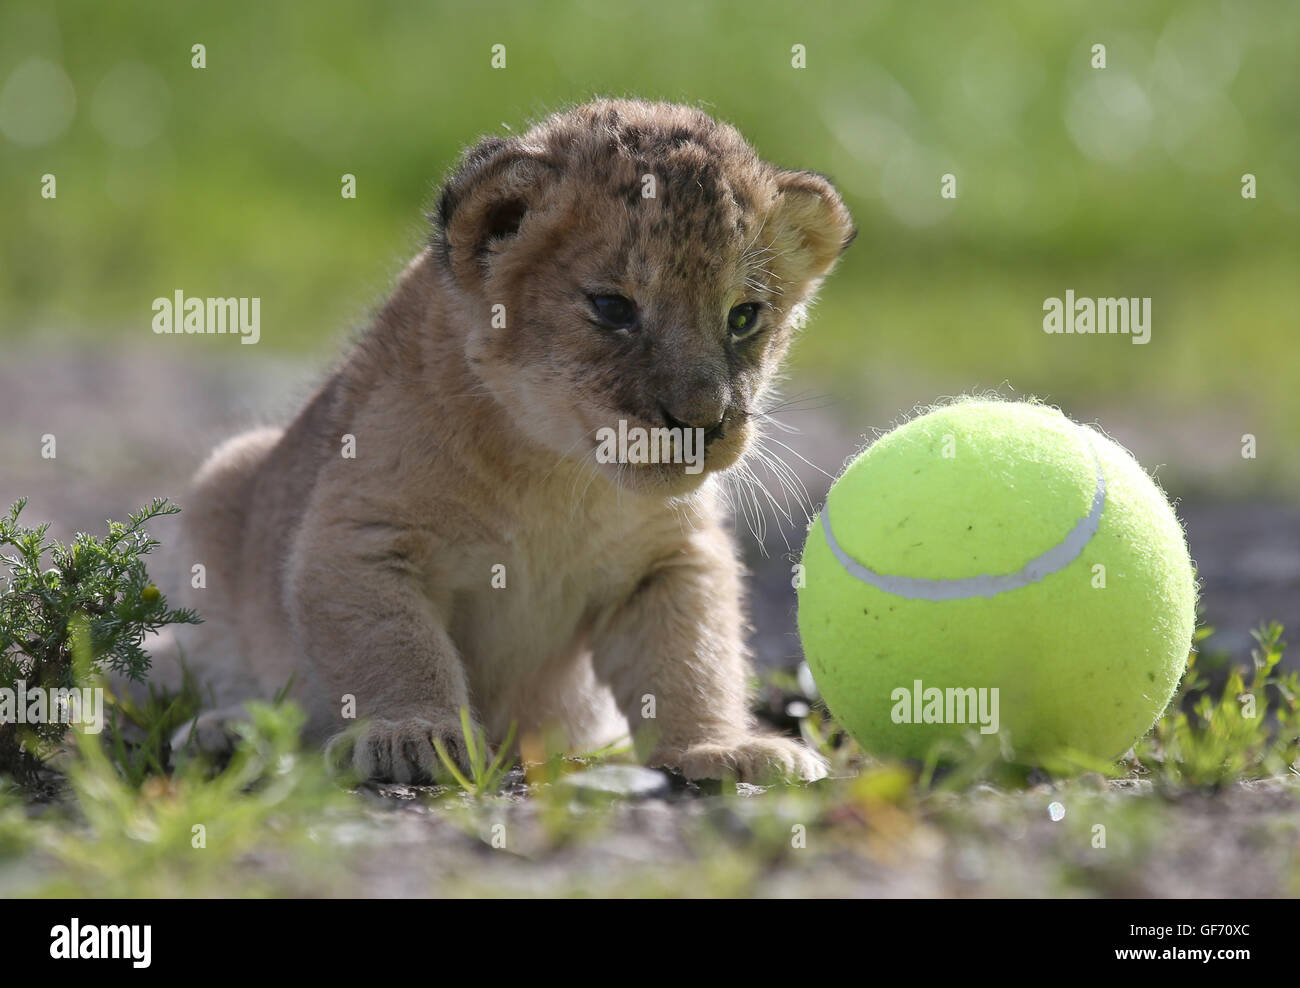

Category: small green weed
[432, 707, 518, 796]
[1134, 623, 1298, 789]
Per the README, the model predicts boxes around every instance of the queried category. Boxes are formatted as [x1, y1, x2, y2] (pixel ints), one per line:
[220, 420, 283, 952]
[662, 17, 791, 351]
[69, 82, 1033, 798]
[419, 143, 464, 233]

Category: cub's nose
[659, 403, 726, 445]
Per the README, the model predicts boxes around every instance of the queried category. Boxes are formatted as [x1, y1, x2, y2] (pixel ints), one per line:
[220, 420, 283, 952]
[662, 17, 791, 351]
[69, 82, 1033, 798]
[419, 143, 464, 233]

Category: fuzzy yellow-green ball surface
[797, 400, 1197, 763]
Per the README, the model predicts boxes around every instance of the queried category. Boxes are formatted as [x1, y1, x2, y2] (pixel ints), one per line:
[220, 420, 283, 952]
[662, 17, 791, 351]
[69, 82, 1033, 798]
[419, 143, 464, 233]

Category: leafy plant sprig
[0, 497, 200, 781]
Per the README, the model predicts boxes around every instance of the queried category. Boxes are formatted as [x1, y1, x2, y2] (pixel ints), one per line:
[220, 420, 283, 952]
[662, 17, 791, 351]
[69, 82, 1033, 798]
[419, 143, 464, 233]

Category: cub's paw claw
[325, 716, 482, 785]
[652, 735, 829, 784]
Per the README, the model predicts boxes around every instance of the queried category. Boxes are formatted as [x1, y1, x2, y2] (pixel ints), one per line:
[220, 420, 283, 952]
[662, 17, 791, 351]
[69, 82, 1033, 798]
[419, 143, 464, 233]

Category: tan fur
[169, 100, 854, 783]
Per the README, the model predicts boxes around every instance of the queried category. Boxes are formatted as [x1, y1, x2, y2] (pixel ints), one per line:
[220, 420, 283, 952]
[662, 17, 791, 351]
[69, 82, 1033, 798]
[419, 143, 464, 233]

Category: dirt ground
[2, 342, 1298, 897]
[333, 774, 1300, 897]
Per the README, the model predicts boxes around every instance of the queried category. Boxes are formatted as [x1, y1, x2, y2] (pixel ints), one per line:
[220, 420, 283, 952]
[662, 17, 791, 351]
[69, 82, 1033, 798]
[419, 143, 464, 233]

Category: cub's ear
[431, 136, 558, 285]
[768, 170, 856, 288]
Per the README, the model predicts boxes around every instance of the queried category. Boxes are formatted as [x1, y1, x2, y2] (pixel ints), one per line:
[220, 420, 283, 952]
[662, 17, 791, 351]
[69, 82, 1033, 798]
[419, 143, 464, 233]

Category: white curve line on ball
[821, 433, 1106, 601]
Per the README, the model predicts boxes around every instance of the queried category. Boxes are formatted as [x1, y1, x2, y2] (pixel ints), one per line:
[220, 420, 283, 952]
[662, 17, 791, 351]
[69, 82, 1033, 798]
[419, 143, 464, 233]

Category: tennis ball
[797, 399, 1196, 763]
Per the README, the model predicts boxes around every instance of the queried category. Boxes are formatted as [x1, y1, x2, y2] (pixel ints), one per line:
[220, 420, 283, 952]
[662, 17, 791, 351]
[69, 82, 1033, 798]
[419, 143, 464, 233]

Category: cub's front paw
[170, 706, 247, 762]
[652, 735, 829, 784]
[325, 715, 479, 784]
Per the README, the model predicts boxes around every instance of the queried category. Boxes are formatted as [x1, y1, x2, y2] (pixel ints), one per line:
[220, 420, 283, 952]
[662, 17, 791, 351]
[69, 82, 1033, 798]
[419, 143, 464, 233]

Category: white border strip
[821, 432, 1105, 601]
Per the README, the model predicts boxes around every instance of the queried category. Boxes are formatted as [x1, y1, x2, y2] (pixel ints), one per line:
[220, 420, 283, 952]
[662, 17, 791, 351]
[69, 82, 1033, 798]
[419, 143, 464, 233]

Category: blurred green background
[1, 0, 1298, 492]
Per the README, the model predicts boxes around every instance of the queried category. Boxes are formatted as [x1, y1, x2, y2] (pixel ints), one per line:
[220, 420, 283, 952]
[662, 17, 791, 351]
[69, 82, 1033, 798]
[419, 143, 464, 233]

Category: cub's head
[433, 99, 854, 497]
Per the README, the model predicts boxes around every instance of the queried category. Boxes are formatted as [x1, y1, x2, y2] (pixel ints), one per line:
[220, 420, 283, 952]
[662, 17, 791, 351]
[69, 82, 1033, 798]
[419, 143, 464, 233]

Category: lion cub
[171, 100, 854, 783]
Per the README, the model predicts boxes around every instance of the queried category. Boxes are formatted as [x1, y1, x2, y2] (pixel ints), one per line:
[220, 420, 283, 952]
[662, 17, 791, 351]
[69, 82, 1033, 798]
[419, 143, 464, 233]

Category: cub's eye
[727, 302, 764, 340]
[588, 294, 639, 331]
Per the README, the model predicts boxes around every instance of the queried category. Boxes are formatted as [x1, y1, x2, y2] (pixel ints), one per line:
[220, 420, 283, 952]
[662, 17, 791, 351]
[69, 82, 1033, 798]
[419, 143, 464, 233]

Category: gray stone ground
[2, 342, 1298, 897]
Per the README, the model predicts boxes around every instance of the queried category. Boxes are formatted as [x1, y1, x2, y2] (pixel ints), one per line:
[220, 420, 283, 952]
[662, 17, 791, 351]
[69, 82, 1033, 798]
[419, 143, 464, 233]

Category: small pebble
[558, 765, 671, 800]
